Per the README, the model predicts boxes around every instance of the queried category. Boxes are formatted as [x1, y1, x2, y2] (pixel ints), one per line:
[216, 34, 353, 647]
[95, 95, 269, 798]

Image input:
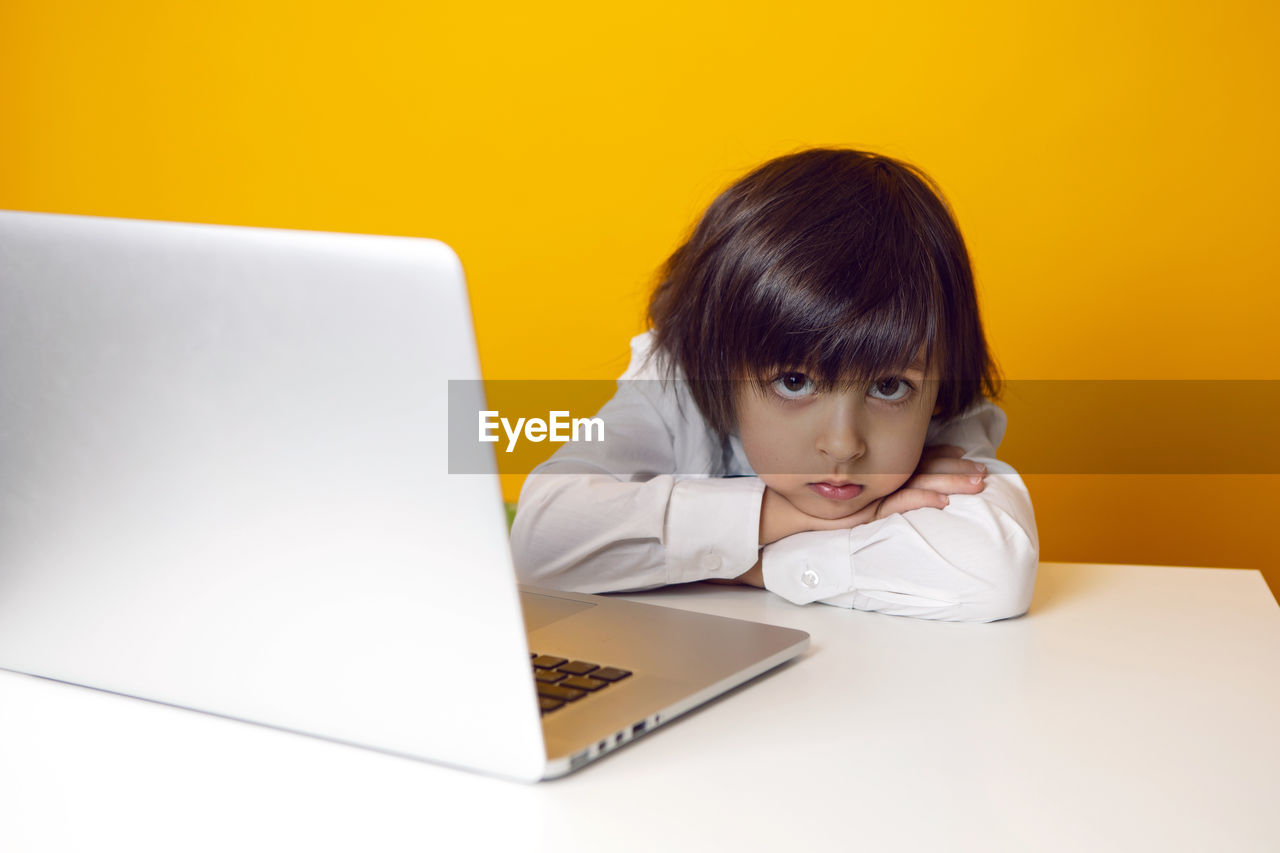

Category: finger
[876, 488, 950, 519]
[903, 472, 988, 496]
[921, 444, 966, 460]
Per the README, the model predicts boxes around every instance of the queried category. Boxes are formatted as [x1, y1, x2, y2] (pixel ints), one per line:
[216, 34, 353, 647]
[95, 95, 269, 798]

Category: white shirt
[511, 333, 1039, 621]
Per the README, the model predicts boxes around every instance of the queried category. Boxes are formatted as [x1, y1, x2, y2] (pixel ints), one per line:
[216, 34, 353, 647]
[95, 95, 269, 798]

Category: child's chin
[797, 497, 866, 520]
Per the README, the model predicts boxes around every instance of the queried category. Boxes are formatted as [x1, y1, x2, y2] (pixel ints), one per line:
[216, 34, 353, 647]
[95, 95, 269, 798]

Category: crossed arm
[729, 444, 993, 588]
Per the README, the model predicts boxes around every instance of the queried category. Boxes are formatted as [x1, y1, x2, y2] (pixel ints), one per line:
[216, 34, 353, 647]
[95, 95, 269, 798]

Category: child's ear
[932, 402, 942, 417]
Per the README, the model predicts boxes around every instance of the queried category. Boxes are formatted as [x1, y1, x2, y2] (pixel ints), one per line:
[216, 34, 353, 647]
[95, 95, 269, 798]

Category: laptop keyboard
[531, 654, 632, 714]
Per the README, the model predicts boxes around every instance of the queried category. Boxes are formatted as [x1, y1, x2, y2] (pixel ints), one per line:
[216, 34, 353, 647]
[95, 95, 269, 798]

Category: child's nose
[816, 404, 865, 463]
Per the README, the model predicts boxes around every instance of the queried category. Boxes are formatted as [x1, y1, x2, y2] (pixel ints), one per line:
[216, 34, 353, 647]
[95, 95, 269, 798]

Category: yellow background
[3, 1, 1277, 598]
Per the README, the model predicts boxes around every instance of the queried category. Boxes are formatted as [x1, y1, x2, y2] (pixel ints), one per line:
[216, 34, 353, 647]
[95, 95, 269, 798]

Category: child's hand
[757, 444, 987, 546]
[876, 444, 988, 518]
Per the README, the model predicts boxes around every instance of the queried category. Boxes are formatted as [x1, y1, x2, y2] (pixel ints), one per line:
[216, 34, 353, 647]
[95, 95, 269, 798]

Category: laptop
[0, 210, 808, 781]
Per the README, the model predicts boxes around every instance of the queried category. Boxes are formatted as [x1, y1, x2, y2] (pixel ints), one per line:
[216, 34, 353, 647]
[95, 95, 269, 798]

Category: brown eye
[869, 377, 912, 402]
[772, 372, 816, 399]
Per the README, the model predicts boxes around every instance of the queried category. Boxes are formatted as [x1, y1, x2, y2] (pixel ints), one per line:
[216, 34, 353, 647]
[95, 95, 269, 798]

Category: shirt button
[800, 569, 820, 588]
[700, 553, 722, 571]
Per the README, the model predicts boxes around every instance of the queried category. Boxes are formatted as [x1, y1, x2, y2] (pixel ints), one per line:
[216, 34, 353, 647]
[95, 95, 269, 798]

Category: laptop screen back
[0, 212, 546, 780]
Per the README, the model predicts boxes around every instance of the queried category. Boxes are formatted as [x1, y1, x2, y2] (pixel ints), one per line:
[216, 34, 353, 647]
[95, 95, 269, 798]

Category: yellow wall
[3, 1, 1277, 598]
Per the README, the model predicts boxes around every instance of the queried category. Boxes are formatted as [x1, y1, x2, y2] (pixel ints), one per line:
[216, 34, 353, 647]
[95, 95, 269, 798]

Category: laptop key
[561, 675, 607, 692]
[557, 661, 599, 676]
[531, 653, 631, 715]
[534, 669, 567, 683]
[537, 683, 586, 702]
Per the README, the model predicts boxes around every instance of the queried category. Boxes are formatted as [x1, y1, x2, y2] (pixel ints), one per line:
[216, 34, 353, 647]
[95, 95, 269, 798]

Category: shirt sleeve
[509, 337, 765, 593]
[760, 401, 1039, 622]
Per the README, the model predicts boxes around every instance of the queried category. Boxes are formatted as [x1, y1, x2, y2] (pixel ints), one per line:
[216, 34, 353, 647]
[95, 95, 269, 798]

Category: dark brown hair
[647, 148, 1000, 439]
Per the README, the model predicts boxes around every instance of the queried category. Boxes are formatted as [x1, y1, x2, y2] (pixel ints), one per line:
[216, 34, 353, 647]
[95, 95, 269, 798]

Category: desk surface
[2, 562, 1278, 852]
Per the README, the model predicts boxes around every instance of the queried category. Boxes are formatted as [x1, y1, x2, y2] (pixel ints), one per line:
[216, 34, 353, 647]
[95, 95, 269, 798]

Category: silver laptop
[0, 210, 808, 781]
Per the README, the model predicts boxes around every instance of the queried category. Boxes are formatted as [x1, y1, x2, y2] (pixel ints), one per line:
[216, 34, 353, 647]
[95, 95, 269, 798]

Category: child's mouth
[807, 482, 863, 501]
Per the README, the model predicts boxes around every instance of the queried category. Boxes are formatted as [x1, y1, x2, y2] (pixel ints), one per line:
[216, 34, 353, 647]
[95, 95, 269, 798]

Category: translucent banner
[447, 380, 1280, 475]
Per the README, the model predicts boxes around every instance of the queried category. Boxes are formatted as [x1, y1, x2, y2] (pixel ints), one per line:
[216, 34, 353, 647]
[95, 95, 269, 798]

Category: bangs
[733, 271, 941, 390]
[724, 182, 945, 389]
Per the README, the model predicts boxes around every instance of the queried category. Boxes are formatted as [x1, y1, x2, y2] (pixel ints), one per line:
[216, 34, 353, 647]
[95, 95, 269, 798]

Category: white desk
[2, 563, 1278, 852]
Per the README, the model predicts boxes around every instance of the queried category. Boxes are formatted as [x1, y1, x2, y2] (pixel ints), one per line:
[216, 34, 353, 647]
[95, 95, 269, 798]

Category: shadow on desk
[1024, 560, 1105, 614]
[1026, 562, 1118, 617]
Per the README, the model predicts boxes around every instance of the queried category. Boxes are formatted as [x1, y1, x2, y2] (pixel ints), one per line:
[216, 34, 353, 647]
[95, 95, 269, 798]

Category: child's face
[735, 360, 940, 520]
